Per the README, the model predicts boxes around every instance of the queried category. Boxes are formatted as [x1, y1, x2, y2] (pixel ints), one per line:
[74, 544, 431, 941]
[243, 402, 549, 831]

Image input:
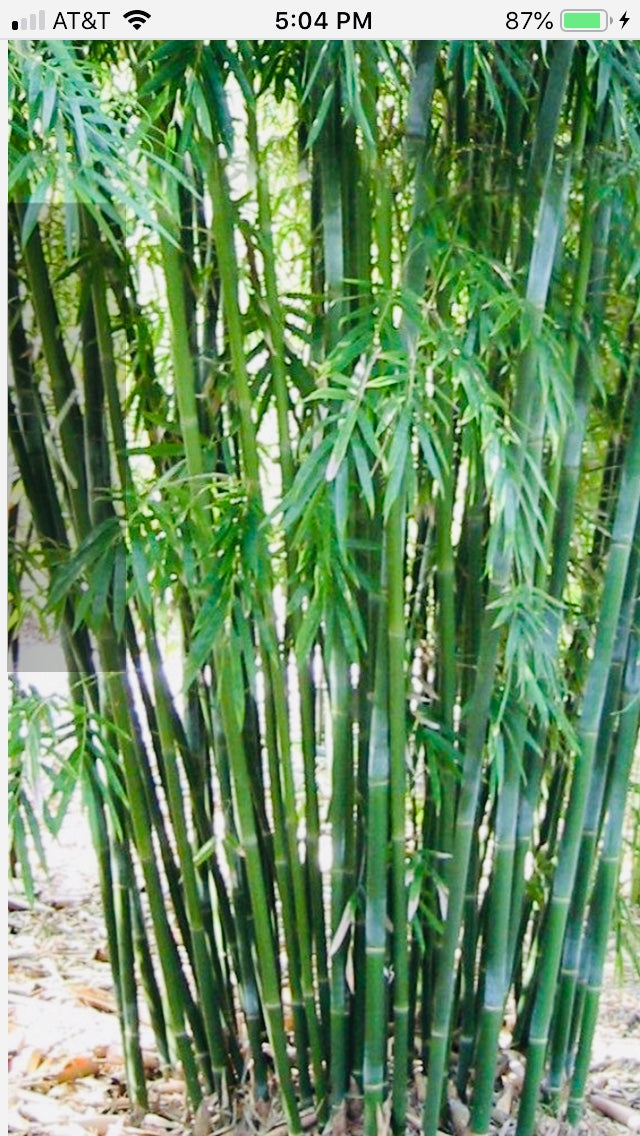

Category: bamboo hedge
[8, 37, 640, 1136]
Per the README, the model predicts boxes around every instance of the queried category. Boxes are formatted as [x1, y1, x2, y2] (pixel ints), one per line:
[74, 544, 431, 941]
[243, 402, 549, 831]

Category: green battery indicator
[561, 9, 609, 29]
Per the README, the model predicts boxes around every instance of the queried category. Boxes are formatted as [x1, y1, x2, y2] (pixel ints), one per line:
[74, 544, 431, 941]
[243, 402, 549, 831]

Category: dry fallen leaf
[72, 985, 118, 1014]
[9, 1043, 48, 1079]
[53, 1054, 101, 1083]
[64, 1113, 122, 1134]
[138, 1114, 177, 1131]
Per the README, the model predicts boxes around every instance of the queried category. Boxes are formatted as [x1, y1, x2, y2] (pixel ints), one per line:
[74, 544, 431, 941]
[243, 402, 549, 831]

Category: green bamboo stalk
[516, 391, 640, 1136]
[91, 203, 237, 1055]
[548, 534, 640, 1094]
[200, 149, 326, 1096]
[263, 628, 328, 1105]
[216, 639, 302, 1134]
[8, 225, 69, 549]
[468, 148, 573, 1127]
[246, 85, 330, 1054]
[455, 816, 481, 1099]
[13, 209, 91, 536]
[99, 656, 205, 1105]
[130, 654, 230, 1007]
[363, 550, 391, 1136]
[77, 271, 151, 1106]
[507, 736, 544, 988]
[147, 664, 231, 1089]
[515, 41, 575, 273]
[207, 666, 270, 1098]
[83, 750, 151, 1101]
[424, 44, 573, 1134]
[12, 215, 155, 1104]
[207, 148, 260, 493]
[130, 883, 170, 1070]
[155, 166, 267, 1084]
[328, 639, 354, 1105]
[157, 209, 204, 484]
[549, 176, 612, 603]
[434, 397, 456, 855]
[82, 212, 129, 496]
[404, 42, 439, 312]
[126, 627, 202, 976]
[112, 828, 149, 1108]
[566, 618, 640, 1123]
[316, 66, 359, 1107]
[388, 493, 410, 1134]
[470, 711, 525, 1134]
[216, 757, 270, 1096]
[252, 648, 314, 1103]
[388, 43, 439, 1128]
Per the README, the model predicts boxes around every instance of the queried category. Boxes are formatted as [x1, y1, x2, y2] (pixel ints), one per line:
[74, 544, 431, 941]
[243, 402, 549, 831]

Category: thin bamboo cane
[548, 534, 640, 1094]
[13, 210, 91, 535]
[328, 641, 354, 1104]
[100, 657, 205, 1105]
[157, 214, 204, 485]
[148, 669, 231, 1089]
[130, 883, 171, 1070]
[566, 610, 640, 1124]
[516, 391, 640, 1136]
[208, 141, 327, 1106]
[515, 42, 575, 273]
[389, 43, 438, 1128]
[455, 817, 481, 1099]
[424, 43, 573, 1132]
[216, 639, 302, 1134]
[207, 668, 271, 1097]
[84, 750, 150, 1104]
[388, 493, 410, 1134]
[470, 710, 526, 1134]
[467, 149, 573, 1126]
[112, 828, 149, 1108]
[363, 550, 391, 1136]
[246, 87, 330, 1057]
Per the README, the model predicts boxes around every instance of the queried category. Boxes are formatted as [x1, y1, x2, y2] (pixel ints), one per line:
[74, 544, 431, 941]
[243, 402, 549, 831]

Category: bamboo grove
[8, 37, 640, 1136]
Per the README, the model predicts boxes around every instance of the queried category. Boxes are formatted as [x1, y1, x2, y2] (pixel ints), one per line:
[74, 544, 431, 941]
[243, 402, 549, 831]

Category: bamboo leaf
[112, 542, 126, 640]
[48, 518, 120, 610]
[295, 591, 323, 660]
[306, 81, 336, 151]
[352, 435, 376, 516]
[184, 591, 228, 688]
[330, 894, 356, 957]
[130, 537, 152, 610]
[383, 407, 410, 518]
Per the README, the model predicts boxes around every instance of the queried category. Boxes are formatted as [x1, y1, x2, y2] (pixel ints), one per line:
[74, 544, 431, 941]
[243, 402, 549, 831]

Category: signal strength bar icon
[123, 8, 150, 27]
[11, 8, 45, 30]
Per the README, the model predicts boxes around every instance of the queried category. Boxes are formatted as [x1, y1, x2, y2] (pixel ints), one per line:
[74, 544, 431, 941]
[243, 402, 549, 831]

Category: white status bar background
[2, 0, 638, 39]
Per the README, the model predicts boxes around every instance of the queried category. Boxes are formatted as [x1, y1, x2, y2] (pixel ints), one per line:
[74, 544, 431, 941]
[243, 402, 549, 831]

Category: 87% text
[506, 10, 554, 27]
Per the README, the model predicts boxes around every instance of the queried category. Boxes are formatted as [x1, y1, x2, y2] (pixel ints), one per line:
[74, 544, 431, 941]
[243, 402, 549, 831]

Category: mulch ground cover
[7, 808, 640, 1136]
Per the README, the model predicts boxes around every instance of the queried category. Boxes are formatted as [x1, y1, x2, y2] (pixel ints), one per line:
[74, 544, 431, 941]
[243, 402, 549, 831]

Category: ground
[7, 801, 640, 1136]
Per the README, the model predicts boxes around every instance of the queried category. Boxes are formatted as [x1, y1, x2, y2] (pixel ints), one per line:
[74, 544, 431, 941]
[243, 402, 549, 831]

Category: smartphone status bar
[3, 0, 636, 39]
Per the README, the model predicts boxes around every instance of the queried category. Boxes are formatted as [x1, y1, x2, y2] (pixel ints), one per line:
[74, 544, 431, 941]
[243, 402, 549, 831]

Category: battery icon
[561, 9, 609, 29]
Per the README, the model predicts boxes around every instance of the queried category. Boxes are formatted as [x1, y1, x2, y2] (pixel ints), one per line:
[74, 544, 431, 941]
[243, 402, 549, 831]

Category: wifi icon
[123, 8, 150, 27]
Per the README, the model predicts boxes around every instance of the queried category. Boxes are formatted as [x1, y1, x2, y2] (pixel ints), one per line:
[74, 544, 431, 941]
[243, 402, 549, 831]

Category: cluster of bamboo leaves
[8, 37, 640, 1136]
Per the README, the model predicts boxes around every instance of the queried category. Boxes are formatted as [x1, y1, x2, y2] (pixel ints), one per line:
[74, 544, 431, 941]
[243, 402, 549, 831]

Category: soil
[7, 800, 640, 1136]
